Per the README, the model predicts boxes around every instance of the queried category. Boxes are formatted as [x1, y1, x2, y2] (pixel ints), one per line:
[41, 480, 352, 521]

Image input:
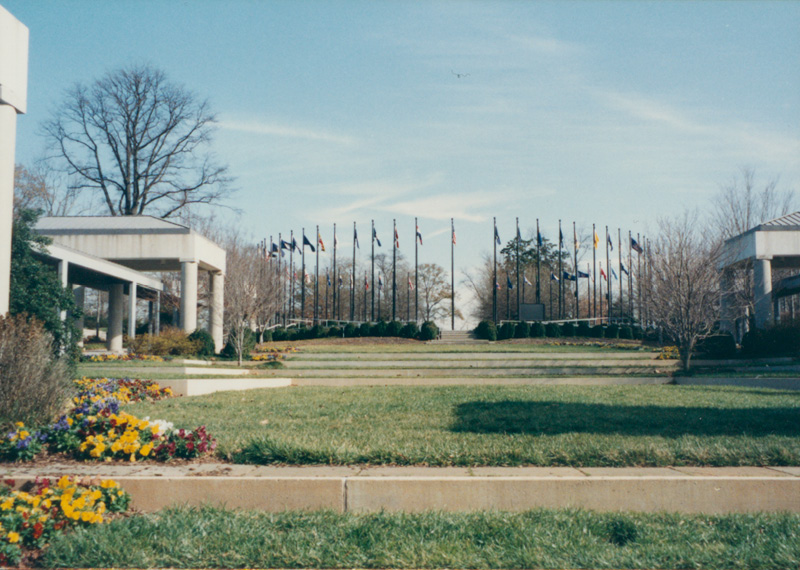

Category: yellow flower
[140, 443, 152, 457]
[57, 476, 71, 489]
[7, 531, 20, 543]
[14, 422, 23, 428]
[100, 480, 118, 489]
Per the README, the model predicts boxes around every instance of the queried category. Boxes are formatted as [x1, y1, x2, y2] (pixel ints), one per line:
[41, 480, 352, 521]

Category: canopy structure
[719, 212, 800, 333]
[35, 216, 225, 352]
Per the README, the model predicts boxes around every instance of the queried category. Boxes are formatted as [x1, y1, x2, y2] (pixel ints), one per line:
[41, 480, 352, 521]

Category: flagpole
[548, 271, 552, 319]
[606, 225, 611, 323]
[451, 218, 455, 331]
[371, 219, 375, 322]
[289, 230, 295, 320]
[637, 232, 642, 325]
[302, 228, 308, 321]
[558, 220, 563, 319]
[315, 225, 320, 325]
[415, 217, 419, 322]
[351, 222, 356, 322]
[325, 271, 329, 321]
[407, 271, 411, 321]
[493, 217, 498, 324]
[618, 227, 623, 323]
[392, 218, 397, 321]
[506, 272, 510, 320]
[364, 270, 368, 321]
[573, 222, 579, 319]
[599, 262, 604, 320]
[628, 230, 633, 324]
[536, 218, 541, 305]
[515, 217, 520, 320]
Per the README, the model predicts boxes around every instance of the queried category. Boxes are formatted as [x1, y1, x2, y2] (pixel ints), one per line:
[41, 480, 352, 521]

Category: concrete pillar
[155, 292, 161, 335]
[0, 105, 16, 316]
[107, 283, 124, 353]
[753, 258, 773, 329]
[719, 269, 734, 336]
[73, 285, 85, 347]
[57, 260, 69, 321]
[180, 260, 198, 333]
[209, 271, 224, 353]
[127, 282, 137, 339]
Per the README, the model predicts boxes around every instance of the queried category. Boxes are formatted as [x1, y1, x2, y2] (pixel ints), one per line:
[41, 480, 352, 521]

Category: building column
[753, 258, 773, 329]
[180, 260, 198, 333]
[73, 285, 85, 347]
[127, 282, 137, 339]
[209, 271, 224, 353]
[57, 260, 69, 321]
[155, 292, 161, 335]
[107, 283, 124, 353]
[719, 268, 734, 336]
[0, 105, 17, 316]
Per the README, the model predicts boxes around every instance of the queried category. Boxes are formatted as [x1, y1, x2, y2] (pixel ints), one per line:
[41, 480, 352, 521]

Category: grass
[41, 506, 800, 569]
[124, 384, 800, 467]
[293, 341, 654, 354]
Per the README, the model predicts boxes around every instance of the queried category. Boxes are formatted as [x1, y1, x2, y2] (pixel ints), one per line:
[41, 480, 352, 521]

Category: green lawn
[125, 384, 800, 467]
[291, 341, 653, 354]
[41, 507, 800, 569]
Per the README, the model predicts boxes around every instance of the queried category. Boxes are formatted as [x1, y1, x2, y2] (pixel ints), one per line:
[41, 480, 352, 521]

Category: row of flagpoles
[491, 218, 648, 324]
[260, 218, 458, 328]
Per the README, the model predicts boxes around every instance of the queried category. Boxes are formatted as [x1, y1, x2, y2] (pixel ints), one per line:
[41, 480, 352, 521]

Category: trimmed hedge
[419, 321, 439, 341]
[619, 326, 633, 340]
[188, 329, 215, 356]
[530, 322, 546, 338]
[498, 322, 516, 340]
[474, 320, 497, 341]
[545, 323, 561, 338]
[386, 321, 403, 337]
[515, 322, 531, 339]
[697, 333, 736, 359]
[561, 323, 576, 337]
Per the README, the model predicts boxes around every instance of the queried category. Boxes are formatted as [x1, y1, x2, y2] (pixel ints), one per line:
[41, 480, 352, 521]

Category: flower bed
[83, 353, 165, 362]
[251, 346, 298, 361]
[1, 378, 215, 464]
[0, 476, 131, 566]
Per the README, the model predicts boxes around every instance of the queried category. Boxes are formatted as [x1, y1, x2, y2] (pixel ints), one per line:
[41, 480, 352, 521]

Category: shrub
[632, 326, 644, 340]
[130, 327, 200, 356]
[591, 325, 605, 338]
[272, 328, 288, 341]
[515, 321, 531, 338]
[606, 324, 620, 339]
[696, 333, 736, 359]
[358, 323, 372, 337]
[400, 322, 419, 339]
[0, 314, 73, 428]
[530, 322, 546, 338]
[372, 321, 388, 337]
[545, 323, 561, 338]
[261, 329, 273, 343]
[561, 323, 576, 337]
[419, 321, 439, 341]
[221, 328, 256, 360]
[474, 320, 497, 341]
[309, 325, 326, 339]
[742, 325, 800, 357]
[619, 326, 633, 340]
[328, 325, 342, 337]
[188, 329, 216, 356]
[576, 321, 591, 337]
[386, 321, 403, 337]
[344, 323, 357, 338]
[498, 322, 516, 340]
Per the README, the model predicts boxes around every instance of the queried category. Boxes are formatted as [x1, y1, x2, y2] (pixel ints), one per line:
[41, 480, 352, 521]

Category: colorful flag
[593, 229, 599, 250]
[378, 274, 384, 290]
[452, 227, 457, 245]
[354, 228, 360, 249]
[559, 229, 564, 248]
[577, 270, 590, 279]
[562, 271, 577, 281]
[280, 240, 289, 257]
[516, 226, 521, 241]
[524, 275, 532, 286]
[537, 230, 542, 247]
[338, 275, 343, 287]
[611, 268, 618, 280]
[507, 275, 513, 289]
[318, 234, 326, 252]
[631, 237, 643, 254]
[303, 234, 316, 253]
[416, 225, 423, 245]
[326, 272, 332, 287]
[550, 272, 559, 281]
[495, 226, 501, 245]
[291, 237, 300, 253]
[373, 228, 381, 247]
[607, 233, 613, 251]
[334, 233, 339, 250]
[394, 228, 399, 248]
[620, 261, 629, 275]
[408, 276, 415, 290]
[365, 275, 369, 290]
[270, 242, 279, 256]
[600, 266, 607, 281]
[305, 271, 311, 284]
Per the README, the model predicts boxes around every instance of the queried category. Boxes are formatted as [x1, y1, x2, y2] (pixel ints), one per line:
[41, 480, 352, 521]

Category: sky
[4, 0, 800, 326]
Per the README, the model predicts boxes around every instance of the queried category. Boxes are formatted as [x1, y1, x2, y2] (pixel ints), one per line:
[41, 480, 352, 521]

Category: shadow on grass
[451, 401, 800, 437]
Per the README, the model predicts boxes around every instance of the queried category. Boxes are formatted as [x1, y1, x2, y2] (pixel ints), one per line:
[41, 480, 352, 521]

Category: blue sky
[4, 0, 799, 324]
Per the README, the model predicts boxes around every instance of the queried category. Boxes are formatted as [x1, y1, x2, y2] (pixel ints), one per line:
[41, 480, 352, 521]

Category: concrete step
[284, 366, 676, 377]
[282, 358, 677, 369]
[3, 464, 798, 514]
[290, 376, 672, 386]
[291, 351, 661, 361]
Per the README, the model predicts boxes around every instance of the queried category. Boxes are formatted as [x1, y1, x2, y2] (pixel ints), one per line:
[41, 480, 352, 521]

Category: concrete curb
[3, 465, 798, 514]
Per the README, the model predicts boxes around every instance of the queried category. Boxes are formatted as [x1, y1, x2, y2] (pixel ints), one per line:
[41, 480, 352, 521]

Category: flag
[354, 228, 360, 249]
[611, 268, 618, 280]
[303, 234, 316, 253]
[318, 234, 326, 252]
[550, 272, 559, 281]
[334, 234, 339, 250]
[270, 242, 279, 256]
[495, 226, 501, 245]
[524, 275, 532, 286]
[327, 272, 332, 287]
[620, 261, 629, 276]
[452, 227, 457, 245]
[408, 276, 415, 290]
[416, 225, 423, 245]
[394, 228, 399, 248]
[373, 228, 381, 247]
[507, 275, 514, 289]
[495, 281, 501, 290]
[305, 271, 311, 284]
[291, 237, 300, 253]
[607, 233, 613, 251]
[600, 266, 607, 281]
[365, 275, 369, 290]
[631, 237, 643, 254]
[280, 240, 289, 257]
[537, 230, 542, 247]
[338, 275, 343, 287]
[574, 228, 580, 251]
[593, 229, 599, 250]
[577, 270, 590, 279]
[516, 226, 521, 241]
[562, 271, 577, 281]
[378, 274, 384, 290]
[559, 229, 564, 248]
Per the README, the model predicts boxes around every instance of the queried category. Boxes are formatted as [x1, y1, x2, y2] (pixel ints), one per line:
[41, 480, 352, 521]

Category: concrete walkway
[2, 463, 798, 514]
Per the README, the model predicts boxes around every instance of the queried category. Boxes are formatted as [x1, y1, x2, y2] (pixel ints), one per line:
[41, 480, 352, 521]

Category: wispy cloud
[382, 191, 500, 223]
[219, 119, 356, 145]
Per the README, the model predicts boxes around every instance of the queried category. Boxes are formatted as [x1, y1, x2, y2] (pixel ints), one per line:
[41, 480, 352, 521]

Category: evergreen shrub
[419, 321, 439, 341]
[530, 322, 546, 338]
[272, 328, 288, 341]
[605, 324, 620, 339]
[576, 321, 591, 337]
[474, 320, 497, 341]
[697, 333, 736, 359]
[561, 323, 576, 337]
[400, 322, 419, 339]
[498, 322, 516, 340]
[386, 321, 403, 337]
[344, 323, 357, 338]
[515, 321, 530, 338]
[591, 325, 605, 338]
[619, 326, 633, 340]
[545, 323, 561, 338]
[188, 329, 215, 356]
[358, 323, 372, 337]
[328, 326, 342, 338]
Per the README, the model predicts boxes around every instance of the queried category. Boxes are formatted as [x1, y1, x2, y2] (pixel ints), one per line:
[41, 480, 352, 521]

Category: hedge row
[266, 321, 440, 343]
[474, 320, 644, 341]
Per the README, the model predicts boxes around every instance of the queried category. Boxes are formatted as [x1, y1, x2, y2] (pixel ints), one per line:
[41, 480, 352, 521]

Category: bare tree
[418, 263, 459, 322]
[13, 163, 83, 217]
[43, 64, 232, 218]
[647, 211, 721, 371]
